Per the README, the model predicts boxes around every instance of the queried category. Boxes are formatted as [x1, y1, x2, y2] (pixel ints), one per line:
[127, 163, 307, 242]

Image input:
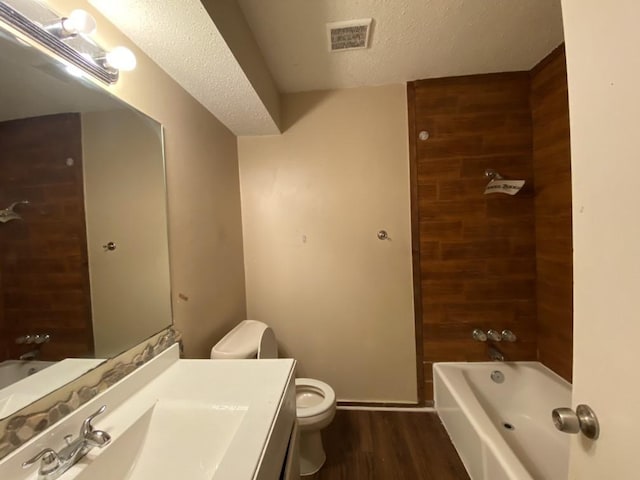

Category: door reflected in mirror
[0, 26, 172, 418]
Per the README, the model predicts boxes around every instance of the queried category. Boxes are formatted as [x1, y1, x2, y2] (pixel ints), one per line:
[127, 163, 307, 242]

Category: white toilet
[211, 320, 336, 476]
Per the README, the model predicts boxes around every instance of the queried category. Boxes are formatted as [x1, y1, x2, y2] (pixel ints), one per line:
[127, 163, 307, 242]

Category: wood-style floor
[308, 410, 470, 480]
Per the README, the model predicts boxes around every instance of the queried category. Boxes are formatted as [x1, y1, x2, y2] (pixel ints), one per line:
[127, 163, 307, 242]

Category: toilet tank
[210, 320, 278, 359]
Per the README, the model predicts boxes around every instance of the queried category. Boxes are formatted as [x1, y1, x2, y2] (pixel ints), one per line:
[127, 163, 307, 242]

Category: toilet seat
[295, 378, 336, 419]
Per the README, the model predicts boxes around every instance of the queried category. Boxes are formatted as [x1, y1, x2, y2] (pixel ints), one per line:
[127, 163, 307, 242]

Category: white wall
[562, 0, 640, 477]
[238, 85, 417, 403]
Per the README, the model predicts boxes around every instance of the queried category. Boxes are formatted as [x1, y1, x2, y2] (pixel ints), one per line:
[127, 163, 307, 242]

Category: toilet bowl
[211, 320, 336, 476]
[295, 378, 336, 475]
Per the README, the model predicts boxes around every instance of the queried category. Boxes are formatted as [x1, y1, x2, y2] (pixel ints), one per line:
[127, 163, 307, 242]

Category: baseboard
[337, 400, 435, 412]
[338, 405, 436, 412]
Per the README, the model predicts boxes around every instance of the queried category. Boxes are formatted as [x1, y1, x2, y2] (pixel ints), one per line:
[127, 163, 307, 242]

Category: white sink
[72, 400, 247, 480]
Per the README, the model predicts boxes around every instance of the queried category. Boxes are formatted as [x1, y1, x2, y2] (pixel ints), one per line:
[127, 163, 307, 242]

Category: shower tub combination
[0, 360, 55, 416]
[0, 360, 54, 390]
[434, 362, 571, 480]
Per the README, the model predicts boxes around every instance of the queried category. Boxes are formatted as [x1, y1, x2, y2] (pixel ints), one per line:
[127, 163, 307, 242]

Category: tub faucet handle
[501, 330, 517, 342]
[472, 329, 487, 342]
[487, 329, 502, 342]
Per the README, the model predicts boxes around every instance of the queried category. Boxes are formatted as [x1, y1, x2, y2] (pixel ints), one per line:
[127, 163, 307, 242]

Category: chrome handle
[472, 329, 487, 342]
[487, 329, 502, 342]
[85, 429, 111, 448]
[80, 405, 107, 437]
[15, 334, 51, 344]
[22, 448, 60, 470]
[552, 404, 599, 440]
[501, 330, 517, 342]
[377, 230, 389, 240]
[34, 334, 51, 344]
[103, 241, 116, 251]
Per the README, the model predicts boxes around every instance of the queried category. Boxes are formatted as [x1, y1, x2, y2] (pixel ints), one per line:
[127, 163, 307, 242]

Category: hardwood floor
[308, 410, 470, 480]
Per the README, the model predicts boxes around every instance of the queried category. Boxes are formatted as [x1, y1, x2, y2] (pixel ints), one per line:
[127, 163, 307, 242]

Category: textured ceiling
[87, 0, 564, 135]
[237, 0, 565, 92]
[89, 0, 280, 135]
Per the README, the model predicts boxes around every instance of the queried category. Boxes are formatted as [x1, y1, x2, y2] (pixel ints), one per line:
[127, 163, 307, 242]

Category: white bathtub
[0, 360, 55, 390]
[434, 362, 571, 480]
[0, 358, 103, 417]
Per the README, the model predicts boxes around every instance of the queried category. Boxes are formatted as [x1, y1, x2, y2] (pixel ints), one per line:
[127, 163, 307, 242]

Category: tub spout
[19, 350, 39, 361]
[488, 346, 505, 362]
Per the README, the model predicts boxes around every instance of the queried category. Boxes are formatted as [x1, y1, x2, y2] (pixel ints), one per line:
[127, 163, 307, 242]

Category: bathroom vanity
[0, 344, 298, 479]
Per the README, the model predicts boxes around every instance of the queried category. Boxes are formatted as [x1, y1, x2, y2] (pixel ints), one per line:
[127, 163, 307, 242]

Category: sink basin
[72, 399, 247, 480]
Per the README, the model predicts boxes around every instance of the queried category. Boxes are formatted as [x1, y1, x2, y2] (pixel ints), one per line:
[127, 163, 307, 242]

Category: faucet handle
[34, 334, 51, 344]
[80, 405, 107, 437]
[501, 329, 517, 342]
[487, 329, 503, 342]
[472, 329, 487, 342]
[22, 448, 60, 475]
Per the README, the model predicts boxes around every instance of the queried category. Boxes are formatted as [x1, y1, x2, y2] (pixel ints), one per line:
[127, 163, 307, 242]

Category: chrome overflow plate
[490, 370, 505, 384]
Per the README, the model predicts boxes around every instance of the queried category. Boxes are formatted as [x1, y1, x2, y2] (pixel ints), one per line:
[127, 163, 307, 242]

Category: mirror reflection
[0, 28, 172, 417]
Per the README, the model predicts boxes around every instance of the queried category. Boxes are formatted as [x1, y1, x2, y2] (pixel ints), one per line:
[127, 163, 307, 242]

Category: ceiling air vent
[327, 19, 372, 52]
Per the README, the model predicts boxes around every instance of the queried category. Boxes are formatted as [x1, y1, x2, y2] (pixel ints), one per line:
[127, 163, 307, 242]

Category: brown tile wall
[531, 46, 573, 381]
[0, 114, 93, 361]
[408, 73, 539, 400]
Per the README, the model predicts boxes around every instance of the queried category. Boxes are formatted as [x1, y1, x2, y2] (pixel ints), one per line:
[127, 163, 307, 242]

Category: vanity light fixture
[0, 0, 131, 84]
[95, 46, 136, 72]
[44, 9, 96, 39]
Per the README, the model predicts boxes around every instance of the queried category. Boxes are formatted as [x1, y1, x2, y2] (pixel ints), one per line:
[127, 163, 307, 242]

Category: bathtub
[0, 358, 103, 417]
[0, 360, 55, 390]
[434, 362, 571, 480]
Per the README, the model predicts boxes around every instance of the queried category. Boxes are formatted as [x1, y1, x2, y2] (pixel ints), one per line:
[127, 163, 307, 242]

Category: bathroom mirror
[0, 20, 172, 418]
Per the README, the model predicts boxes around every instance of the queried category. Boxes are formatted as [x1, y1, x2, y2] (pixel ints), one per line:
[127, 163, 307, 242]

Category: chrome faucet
[22, 405, 111, 480]
[488, 346, 505, 362]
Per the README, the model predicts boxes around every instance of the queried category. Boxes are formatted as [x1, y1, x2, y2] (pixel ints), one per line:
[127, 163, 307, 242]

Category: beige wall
[82, 109, 172, 357]
[562, 0, 640, 477]
[238, 86, 417, 403]
[46, 0, 247, 358]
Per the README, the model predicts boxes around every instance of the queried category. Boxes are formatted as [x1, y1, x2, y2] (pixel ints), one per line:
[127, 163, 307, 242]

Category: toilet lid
[295, 378, 336, 419]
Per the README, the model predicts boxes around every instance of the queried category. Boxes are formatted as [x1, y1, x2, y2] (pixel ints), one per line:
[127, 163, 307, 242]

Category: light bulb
[105, 46, 137, 72]
[65, 64, 85, 78]
[61, 9, 96, 35]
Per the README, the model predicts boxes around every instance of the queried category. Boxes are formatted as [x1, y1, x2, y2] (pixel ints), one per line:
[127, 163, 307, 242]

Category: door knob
[552, 404, 599, 439]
